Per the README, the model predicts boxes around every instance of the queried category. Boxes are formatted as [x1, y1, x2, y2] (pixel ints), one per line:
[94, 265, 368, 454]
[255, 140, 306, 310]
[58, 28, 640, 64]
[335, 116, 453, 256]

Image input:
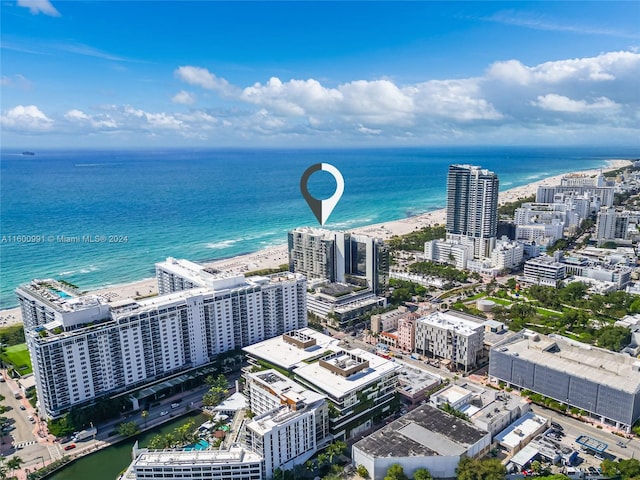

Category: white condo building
[19, 261, 307, 419]
[415, 311, 485, 371]
[244, 370, 330, 478]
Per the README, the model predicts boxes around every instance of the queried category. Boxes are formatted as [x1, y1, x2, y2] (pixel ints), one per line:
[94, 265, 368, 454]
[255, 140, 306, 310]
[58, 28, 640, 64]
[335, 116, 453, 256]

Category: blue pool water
[184, 439, 210, 451]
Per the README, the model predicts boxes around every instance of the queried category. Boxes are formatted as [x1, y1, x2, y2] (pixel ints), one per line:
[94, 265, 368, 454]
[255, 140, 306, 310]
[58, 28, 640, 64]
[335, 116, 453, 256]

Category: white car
[160, 410, 169, 416]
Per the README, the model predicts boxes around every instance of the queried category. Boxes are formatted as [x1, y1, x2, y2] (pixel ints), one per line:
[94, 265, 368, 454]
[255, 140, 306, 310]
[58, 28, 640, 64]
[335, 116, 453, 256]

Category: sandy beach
[0, 159, 631, 326]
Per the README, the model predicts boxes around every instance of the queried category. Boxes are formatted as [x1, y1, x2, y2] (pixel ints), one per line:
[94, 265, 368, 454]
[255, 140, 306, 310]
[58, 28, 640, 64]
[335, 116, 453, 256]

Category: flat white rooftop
[434, 385, 472, 406]
[212, 392, 247, 412]
[495, 411, 547, 449]
[294, 348, 401, 398]
[418, 310, 484, 336]
[132, 446, 262, 467]
[249, 369, 326, 405]
[243, 328, 341, 370]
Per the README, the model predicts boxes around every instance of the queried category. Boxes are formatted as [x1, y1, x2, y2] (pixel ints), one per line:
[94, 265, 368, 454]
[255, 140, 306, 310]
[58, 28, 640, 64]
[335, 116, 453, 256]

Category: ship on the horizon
[22, 151, 35, 156]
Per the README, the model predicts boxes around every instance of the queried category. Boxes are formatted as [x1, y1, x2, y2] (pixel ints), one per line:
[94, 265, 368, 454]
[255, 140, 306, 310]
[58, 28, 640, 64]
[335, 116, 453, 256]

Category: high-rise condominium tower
[446, 164, 499, 259]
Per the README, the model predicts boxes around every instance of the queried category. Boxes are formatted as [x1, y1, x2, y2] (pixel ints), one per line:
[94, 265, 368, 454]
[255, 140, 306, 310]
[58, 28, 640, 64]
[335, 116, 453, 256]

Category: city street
[530, 404, 639, 462]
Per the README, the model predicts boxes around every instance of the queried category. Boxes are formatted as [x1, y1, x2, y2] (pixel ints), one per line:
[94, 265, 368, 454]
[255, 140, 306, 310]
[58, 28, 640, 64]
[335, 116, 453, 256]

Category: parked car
[551, 422, 563, 430]
[19, 405, 26, 411]
[64, 444, 76, 451]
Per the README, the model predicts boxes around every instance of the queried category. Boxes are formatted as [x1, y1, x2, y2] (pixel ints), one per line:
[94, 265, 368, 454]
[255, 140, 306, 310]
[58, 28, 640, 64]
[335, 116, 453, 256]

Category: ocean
[0, 146, 637, 309]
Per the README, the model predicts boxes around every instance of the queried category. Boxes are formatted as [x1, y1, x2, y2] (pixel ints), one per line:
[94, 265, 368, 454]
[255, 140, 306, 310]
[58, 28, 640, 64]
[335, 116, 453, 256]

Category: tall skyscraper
[288, 227, 389, 294]
[446, 164, 499, 259]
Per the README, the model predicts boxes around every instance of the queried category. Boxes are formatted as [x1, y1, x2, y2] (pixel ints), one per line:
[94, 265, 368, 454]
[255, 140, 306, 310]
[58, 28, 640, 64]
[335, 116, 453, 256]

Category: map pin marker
[300, 163, 345, 226]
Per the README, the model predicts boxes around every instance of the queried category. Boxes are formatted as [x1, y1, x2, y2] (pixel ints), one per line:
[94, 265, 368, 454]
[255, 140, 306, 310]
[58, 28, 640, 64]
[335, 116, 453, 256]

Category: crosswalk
[47, 443, 63, 461]
[12, 440, 36, 449]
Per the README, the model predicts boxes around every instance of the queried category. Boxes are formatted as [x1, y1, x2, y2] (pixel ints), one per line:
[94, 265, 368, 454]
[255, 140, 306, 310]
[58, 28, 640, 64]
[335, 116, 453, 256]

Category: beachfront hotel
[445, 164, 499, 259]
[287, 227, 389, 295]
[18, 260, 307, 419]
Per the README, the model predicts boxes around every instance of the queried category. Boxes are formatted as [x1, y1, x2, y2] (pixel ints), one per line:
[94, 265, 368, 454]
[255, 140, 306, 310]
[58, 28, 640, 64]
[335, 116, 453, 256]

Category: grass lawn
[2, 343, 32, 375]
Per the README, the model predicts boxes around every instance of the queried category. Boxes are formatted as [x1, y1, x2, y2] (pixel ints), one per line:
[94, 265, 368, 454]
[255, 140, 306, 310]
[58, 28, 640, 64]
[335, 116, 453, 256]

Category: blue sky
[1, 1, 639, 147]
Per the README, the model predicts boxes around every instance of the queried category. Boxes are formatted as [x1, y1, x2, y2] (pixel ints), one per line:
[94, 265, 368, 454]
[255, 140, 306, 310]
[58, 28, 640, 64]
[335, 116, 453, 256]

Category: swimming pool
[184, 439, 209, 451]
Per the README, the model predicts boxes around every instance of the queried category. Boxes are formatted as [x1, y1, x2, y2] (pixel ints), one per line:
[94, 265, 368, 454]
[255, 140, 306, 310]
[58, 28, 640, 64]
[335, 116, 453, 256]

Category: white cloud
[4, 51, 638, 146]
[409, 79, 503, 121]
[172, 90, 196, 105]
[1, 74, 33, 90]
[174, 66, 237, 96]
[17, 0, 60, 17]
[487, 51, 639, 85]
[64, 109, 117, 128]
[533, 94, 620, 113]
[1, 105, 53, 131]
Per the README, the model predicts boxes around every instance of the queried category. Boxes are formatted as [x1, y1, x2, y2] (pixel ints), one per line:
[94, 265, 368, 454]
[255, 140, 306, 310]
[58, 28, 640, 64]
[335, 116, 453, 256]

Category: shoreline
[0, 158, 632, 326]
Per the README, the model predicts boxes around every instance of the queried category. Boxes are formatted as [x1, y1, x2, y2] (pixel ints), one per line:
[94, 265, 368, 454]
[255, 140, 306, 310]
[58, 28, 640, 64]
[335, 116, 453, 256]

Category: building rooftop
[17, 279, 103, 313]
[417, 310, 485, 337]
[243, 328, 340, 370]
[249, 369, 326, 405]
[353, 404, 488, 458]
[494, 411, 548, 449]
[211, 392, 247, 413]
[131, 446, 262, 468]
[396, 365, 441, 398]
[294, 348, 401, 398]
[494, 331, 640, 393]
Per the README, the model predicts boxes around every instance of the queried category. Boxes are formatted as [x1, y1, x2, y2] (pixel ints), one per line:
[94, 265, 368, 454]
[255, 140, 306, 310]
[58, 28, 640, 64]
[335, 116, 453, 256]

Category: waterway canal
[47, 412, 208, 480]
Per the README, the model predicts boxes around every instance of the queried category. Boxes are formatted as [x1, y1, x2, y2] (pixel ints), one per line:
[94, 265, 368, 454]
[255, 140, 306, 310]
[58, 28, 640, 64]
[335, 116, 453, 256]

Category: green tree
[595, 325, 632, 352]
[413, 468, 433, 480]
[326, 440, 346, 462]
[617, 458, 640, 479]
[356, 465, 370, 479]
[6, 456, 23, 476]
[174, 420, 196, 445]
[117, 420, 140, 437]
[47, 413, 76, 438]
[456, 457, 505, 480]
[600, 459, 618, 477]
[384, 463, 409, 480]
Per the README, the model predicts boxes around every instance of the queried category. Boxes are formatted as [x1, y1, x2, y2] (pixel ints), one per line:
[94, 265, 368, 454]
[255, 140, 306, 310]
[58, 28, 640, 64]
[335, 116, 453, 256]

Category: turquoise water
[1, 146, 637, 309]
[184, 438, 210, 451]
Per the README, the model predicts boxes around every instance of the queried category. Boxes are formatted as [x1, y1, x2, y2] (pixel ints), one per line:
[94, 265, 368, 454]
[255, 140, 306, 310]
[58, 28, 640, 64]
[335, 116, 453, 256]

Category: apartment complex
[489, 330, 640, 432]
[19, 260, 307, 419]
[288, 227, 389, 294]
[595, 207, 640, 247]
[244, 370, 330, 478]
[445, 164, 499, 259]
[415, 310, 485, 371]
[244, 330, 401, 440]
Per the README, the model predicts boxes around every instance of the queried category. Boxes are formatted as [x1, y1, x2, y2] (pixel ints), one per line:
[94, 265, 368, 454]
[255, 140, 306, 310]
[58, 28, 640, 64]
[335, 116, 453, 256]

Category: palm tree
[6, 456, 23, 477]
